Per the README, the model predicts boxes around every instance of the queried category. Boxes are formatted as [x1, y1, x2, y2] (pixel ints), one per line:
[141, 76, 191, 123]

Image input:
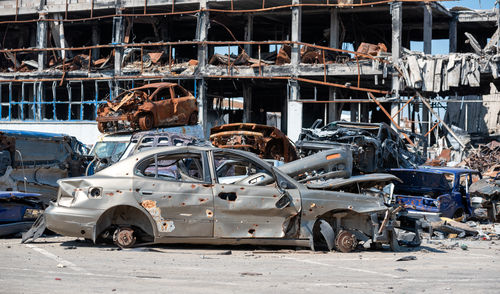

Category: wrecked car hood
[304, 173, 401, 190]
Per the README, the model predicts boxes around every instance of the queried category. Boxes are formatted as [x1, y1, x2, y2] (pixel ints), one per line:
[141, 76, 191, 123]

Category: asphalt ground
[1, 236, 500, 293]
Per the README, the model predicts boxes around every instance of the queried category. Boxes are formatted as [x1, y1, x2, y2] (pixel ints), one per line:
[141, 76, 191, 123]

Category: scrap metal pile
[296, 120, 425, 174]
[460, 141, 500, 173]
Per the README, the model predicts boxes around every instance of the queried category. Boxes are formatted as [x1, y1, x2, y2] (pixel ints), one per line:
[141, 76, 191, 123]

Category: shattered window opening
[214, 152, 275, 186]
[135, 153, 205, 183]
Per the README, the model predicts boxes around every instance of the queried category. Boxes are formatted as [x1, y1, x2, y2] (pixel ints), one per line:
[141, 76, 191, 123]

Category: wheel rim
[113, 227, 136, 248]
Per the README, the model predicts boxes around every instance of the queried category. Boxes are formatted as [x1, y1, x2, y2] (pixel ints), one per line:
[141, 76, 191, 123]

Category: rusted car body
[44, 146, 403, 252]
[296, 120, 425, 174]
[210, 123, 298, 162]
[96, 83, 198, 133]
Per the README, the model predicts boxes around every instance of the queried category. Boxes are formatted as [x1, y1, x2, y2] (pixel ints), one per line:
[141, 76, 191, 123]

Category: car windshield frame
[92, 141, 129, 160]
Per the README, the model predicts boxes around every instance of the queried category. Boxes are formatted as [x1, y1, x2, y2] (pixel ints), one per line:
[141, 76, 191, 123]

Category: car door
[151, 87, 174, 125]
[133, 150, 214, 237]
[171, 85, 194, 123]
[209, 150, 301, 239]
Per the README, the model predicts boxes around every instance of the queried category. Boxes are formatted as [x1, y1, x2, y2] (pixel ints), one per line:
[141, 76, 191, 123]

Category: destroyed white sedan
[44, 146, 402, 252]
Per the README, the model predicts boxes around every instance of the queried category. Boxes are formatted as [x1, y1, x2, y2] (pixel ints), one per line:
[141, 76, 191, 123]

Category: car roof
[391, 166, 479, 174]
[131, 82, 177, 91]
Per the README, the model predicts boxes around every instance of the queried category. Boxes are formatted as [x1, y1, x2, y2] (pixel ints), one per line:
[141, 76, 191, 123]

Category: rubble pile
[460, 141, 500, 173]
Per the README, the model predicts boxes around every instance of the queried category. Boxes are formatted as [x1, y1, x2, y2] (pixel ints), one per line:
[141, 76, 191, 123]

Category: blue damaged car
[0, 191, 44, 237]
[389, 167, 481, 219]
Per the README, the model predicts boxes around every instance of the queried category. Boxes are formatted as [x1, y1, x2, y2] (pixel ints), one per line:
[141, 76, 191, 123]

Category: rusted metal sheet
[96, 82, 198, 133]
[41, 146, 409, 252]
[356, 42, 388, 58]
[210, 123, 298, 162]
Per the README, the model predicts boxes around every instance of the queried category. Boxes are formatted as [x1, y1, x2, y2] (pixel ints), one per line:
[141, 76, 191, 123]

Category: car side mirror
[279, 180, 289, 189]
[275, 192, 292, 209]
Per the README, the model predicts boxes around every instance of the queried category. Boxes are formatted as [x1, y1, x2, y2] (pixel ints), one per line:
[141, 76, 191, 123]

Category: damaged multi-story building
[0, 0, 498, 154]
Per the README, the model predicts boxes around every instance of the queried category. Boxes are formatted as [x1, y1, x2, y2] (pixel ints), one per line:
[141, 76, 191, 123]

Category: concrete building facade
[0, 0, 498, 146]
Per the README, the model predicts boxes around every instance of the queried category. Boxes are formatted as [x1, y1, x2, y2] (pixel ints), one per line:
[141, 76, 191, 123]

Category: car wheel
[188, 112, 198, 125]
[113, 227, 136, 248]
[97, 122, 107, 133]
[139, 114, 153, 131]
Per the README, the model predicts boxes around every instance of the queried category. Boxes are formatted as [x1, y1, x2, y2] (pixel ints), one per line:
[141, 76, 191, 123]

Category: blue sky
[412, 0, 497, 53]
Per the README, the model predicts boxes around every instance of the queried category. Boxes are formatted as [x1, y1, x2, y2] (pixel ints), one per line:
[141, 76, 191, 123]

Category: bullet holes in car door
[133, 152, 214, 237]
[211, 151, 300, 239]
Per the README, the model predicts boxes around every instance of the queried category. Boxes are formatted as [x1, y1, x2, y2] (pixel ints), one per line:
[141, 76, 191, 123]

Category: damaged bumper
[44, 203, 104, 241]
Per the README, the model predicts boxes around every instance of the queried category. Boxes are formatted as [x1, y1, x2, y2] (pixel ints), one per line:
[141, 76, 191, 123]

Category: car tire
[139, 114, 153, 131]
[188, 112, 198, 125]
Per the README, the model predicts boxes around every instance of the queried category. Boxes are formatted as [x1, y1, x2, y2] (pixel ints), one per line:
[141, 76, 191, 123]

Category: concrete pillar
[423, 3, 432, 54]
[391, 2, 402, 130]
[290, 0, 302, 73]
[328, 88, 339, 122]
[328, 9, 340, 123]
[350, 103, 358, 122]
[198, 79, 208, 137]
[37, 13, 48, 70]
[112, 16, 124, 75]
[288, 1, 302, 140]
[449, 15, 457, 53]
[244, 14, 253, 57]
[91, 23, 101, 61]
[421, 102, 429, 137]
[361, 103, 369, 122]
[197, 0, 209, 67]
[243, 82, 252, 123]
[287, 80, 302, 141]
[330, 8, 340, 49]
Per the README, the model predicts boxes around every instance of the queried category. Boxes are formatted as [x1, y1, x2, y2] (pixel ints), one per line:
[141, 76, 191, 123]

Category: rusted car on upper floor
[96, 83, 198, 133]
[210, 123, 298, 162]
[43, 146, 405, 252]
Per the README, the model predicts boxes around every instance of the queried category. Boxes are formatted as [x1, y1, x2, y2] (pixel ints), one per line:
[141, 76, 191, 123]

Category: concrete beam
[423, 3, 432, 55]
[197, 0, 209, 68]
[244, 14, 253, 57]
[37, 13, 48, 70]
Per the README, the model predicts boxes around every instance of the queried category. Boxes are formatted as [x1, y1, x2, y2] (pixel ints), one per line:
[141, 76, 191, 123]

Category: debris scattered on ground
[396, 256, 417, 261]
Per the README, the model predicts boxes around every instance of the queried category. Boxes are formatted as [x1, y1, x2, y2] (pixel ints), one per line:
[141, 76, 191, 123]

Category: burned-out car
[210, 123, 298, 162]
[96, 83, 198, 133]
[296, 120, 425, 174]
[389, 167, 480, 219]
[44, 146, 403, 252]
